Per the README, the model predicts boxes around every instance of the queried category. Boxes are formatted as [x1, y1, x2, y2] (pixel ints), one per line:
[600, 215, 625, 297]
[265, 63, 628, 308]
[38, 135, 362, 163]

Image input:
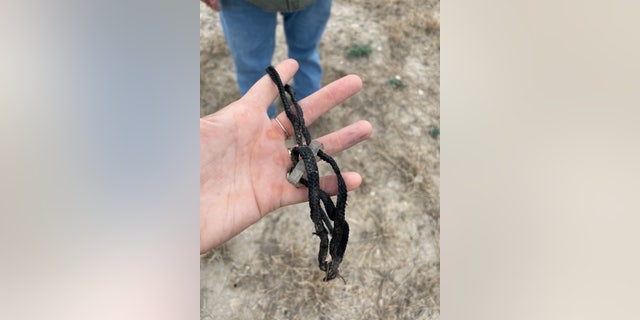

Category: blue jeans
[219, 0, 332, 118]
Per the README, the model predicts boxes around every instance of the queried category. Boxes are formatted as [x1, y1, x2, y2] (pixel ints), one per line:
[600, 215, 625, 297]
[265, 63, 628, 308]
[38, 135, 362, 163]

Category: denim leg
[219, 0, 278, 117]
[283, 0, 332, 100]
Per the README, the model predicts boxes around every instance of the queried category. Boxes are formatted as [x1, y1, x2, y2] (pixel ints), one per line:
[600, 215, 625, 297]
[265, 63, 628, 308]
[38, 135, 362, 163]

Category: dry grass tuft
[379, 0, 440, 61]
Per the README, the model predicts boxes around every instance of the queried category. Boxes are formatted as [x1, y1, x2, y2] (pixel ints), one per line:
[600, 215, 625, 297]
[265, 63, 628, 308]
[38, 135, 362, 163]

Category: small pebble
[418, 89, 425, 96]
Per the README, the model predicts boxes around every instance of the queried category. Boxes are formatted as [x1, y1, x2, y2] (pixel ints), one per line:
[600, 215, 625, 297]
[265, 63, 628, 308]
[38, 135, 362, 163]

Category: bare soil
[200, 0, 440, 318]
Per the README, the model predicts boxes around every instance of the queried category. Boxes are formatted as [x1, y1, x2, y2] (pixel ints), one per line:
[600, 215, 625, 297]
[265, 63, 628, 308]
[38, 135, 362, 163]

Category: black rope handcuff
[266, 66, 350, 282]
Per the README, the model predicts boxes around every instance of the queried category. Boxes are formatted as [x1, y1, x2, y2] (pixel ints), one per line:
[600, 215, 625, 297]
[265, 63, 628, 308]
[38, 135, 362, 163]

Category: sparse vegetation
[430, 127, 440, 139]
[345, 41, 372, 58]
[388, 77, 407, 89]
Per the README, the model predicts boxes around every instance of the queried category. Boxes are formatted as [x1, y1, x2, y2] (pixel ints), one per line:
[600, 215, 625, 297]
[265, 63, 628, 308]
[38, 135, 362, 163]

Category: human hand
[201, 0, 220, 11]
[200, 59, 372, 253]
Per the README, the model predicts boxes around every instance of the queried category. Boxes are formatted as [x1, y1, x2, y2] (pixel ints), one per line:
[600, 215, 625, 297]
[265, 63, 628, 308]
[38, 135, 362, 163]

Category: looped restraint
[266, 66, 350, 282]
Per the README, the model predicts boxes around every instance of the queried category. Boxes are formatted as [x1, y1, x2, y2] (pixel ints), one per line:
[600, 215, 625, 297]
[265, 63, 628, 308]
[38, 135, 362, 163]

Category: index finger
[242, 59, 299, 112]
[274, 74, 363, 134]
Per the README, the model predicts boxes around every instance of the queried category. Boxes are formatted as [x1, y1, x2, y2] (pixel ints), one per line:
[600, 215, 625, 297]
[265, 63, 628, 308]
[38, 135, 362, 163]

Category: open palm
[200, 59, 372, 252]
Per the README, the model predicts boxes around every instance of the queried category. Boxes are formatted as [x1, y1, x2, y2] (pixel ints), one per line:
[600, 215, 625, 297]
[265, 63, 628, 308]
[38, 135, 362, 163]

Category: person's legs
[282, 0, 332, 100]
[219, 0, 278, 117]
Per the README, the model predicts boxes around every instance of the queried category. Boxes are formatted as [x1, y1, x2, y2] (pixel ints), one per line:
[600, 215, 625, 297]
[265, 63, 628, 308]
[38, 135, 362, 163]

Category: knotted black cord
[266, 66, 350, 282]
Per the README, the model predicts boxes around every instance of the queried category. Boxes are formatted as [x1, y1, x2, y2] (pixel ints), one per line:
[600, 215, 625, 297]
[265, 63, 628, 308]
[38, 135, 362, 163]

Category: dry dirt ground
[200, 0, 440, 319]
